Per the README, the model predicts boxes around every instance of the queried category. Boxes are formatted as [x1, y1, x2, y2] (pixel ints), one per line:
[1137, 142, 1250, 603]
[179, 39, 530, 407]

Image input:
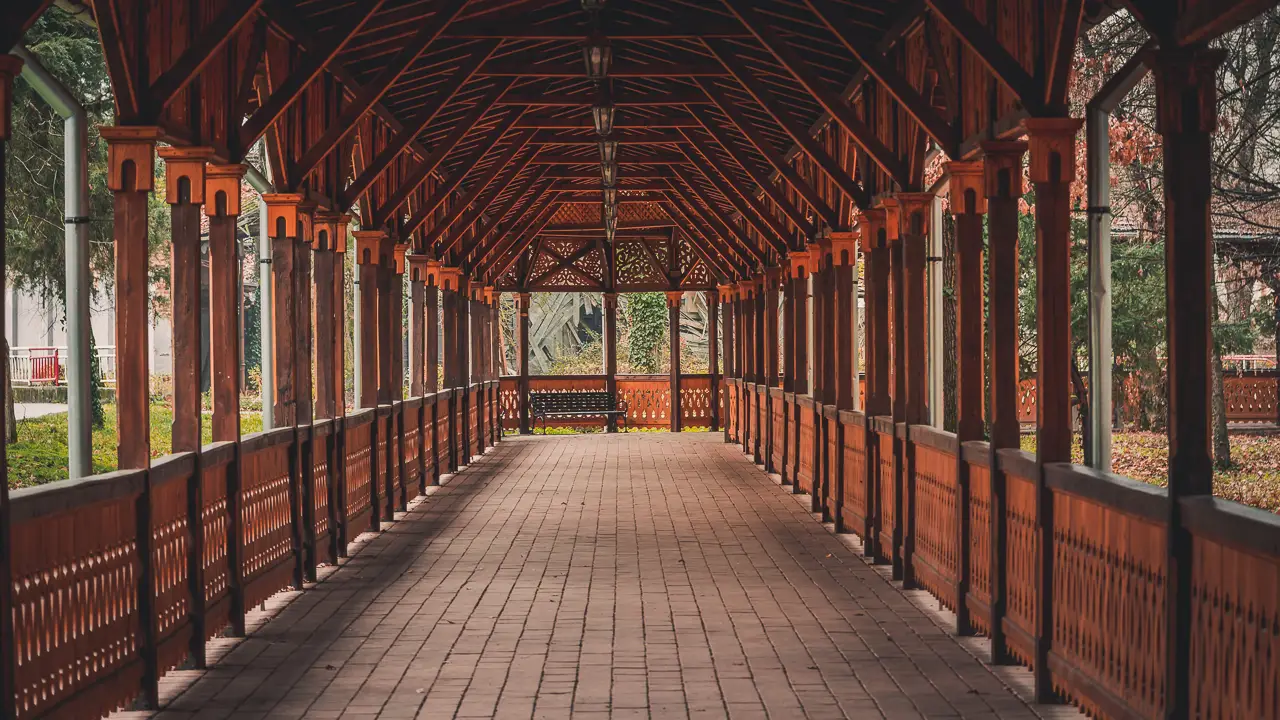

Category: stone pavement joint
[127, 432, 1081, 720]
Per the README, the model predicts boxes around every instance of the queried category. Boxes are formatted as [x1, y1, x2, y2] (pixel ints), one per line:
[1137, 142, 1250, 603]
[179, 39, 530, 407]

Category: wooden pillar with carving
[295, 206, 318, 578]
[458, 276, 471, 465]
[707, 289, 719, 433]
[720, 285, 735, 443]
[517, 292, 532, 434]
[440, 267, 459, 472]
[354, 231, 383, 412]
[603, 291, 619, 432]
[1025, 117, 1083, 700]
[739, 280, 753, 453]
[376, 237, 395, 406]
[426, 262, 441, 483]
[947, 160, 986, 636]
[762, 268, 781, 471]
[102, 124, 163, 707]
[863, 208, 889, 558]
[832, 231, 857, 534]
[391, 244, 407, 512]
[409, 255, 427, 398]
[1152, 47, 1224, 719]
[983, 141, 1027, 663]
[898, 192, 933, 588]
[265, 195, 303, 426]
[789, 251, 810, 491]
[667, 290, 684, 432]
[314, 213, 343, 559]
[815, 239, 834, 518]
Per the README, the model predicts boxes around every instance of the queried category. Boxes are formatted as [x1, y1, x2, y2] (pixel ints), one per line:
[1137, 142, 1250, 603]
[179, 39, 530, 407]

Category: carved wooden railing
[497, 374, 723, 430]
[731, 390, 1280, 719]
[1, 382, 499, 719]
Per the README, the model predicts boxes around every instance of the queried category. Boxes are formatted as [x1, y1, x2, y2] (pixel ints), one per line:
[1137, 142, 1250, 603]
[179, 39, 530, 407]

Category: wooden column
[898, 192, 934, 587]
[779, 270, 795, 482]
[160, 148, 212, 452]
[667, 290, 684, 432]
[265, 194, 304, 425]
[832, 232, 858, 533]
[296, 206, 316, 424]
[789, 252, 810, 491]
[983, 140, 1027, 663]
[101, 124, 163, 708]
[864, 208, 890, 557]
[426, 263, 441, 483]
[376, 237, 395, 406]
[739, 280, 753, 453]
[884, 198, 906, 578]
[1025, 117, 1083, 700]
[409, 255, 427, 398]
[354, 231, 383, 410]
[1152, 47, 1223, 720]
[753, 277, 766, 457]
[0, 54, 20, 715]
[815, 241, 835, 517]
[947, 160, 987, 636]
[315, 214, 343, 419]
[391, 244, 407, 512]
[603, 292, 619, 432]
[720, 285, 735, 444]
[458, 276, 471, 465]
[440, 268, 459, 471]
[707, 289, 720, 433]
[330, 222, 351, 554]
[517, 292, 532, 433]
[762, 268, 781, 471]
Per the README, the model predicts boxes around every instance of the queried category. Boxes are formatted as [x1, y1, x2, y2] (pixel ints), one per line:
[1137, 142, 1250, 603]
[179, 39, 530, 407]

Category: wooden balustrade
[0, 390, 496, 718]
[728, 390, 1280, 719]
[494, 374, 725, 431]
[770, 389, 786, 472]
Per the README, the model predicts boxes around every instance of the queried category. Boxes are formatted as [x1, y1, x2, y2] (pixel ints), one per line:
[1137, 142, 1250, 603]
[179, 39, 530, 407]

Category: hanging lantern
[606, 214, 618, 233]
[601, 161, 618, 186]
[606, 225, 616, 243]
[592, 102, 615, 136]
[582, 35, 612, 80]
[602, 186, 618, 206]
[602, 202, 618, 223]
[581, 0, 606, 10]
[598, 139, 618, 165]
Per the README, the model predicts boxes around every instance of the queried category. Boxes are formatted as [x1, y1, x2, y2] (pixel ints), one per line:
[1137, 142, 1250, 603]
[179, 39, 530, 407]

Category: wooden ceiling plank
[241, 0, 390, 151]
[371, 104, 520, 227]
[659, 201, 738, 281]
[467, 173, 553, 268]
[148, 0, 267, 115]
[667, 168, 767, 268]
[665, 187, 756, 272]
[341, 49, 504, 207]
[722, 0, 912, 188]
[689, 106, 815, 238]
[802, 0, 958, 156]
[485, 195, 563, 280]
[411, 127, 535, 247]
[434, 142, 540, 256]
[706, 42, 870, 209]
[696, 78, 844, 228]
[923, 0, 1042, 114]
[290, 0, 471, 184]
[677, 136, 791, 256]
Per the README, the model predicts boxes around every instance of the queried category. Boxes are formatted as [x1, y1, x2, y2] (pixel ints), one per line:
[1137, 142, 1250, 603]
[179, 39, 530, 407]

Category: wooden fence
[726, 378, 1280, 720]
[2, 382, 501, 719]
[498, 374, 717, 430]
[1017, 370, 1280, 425]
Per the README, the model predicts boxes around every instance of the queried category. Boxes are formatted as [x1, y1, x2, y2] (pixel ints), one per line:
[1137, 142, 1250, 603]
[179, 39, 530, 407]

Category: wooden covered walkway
[2, 1, 1280, 719]
[130, 432, 1068, 720]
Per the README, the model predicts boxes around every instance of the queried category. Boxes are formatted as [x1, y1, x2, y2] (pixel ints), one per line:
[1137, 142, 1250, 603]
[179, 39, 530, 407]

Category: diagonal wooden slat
[433, 142, 539, 257]
[676, 138, 791, 256]
[147, 0, 266, 116]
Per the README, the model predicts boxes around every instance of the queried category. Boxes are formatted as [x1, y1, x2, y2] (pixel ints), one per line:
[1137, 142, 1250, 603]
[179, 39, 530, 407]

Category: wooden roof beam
[373, 108, 522, 229]
[659, 202, 739, 281]
[434, 147, 540, 256]
[664, 188, 758, 273]
[722, 0, 913, 189]
[695, 79, 843, 229]
[529, 152, 691, 165]
[531, 129, 686, 144]
[705, 43, 872, 210]
[801, 0, 958, 156]
[466, 173, 554, 266]
[923, 0, 1043, 115]
[689, 106, 816, 238]
[418, 130, 537, 250]
[665, 175, 766, 269]
[341, 63, 506, 208]
[290, 0, 471, 184]
[241, 0, 389, 152]
[497, 89, 712, 106]
[147, 0, 266, 116]
[444, 16, 750, 39]
[477, 60, 731, 77]
[481, 195, 563, 280]
[676, 136, 792, 256]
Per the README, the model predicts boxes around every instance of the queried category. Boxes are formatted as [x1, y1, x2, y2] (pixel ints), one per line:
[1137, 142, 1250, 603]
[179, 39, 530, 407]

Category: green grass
[8, 405, 263, 490]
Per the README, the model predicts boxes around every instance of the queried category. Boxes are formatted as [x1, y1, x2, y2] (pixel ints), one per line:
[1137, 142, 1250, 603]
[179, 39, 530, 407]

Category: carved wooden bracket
[100, 126, 164, 192]
[158, 146, 215, 205]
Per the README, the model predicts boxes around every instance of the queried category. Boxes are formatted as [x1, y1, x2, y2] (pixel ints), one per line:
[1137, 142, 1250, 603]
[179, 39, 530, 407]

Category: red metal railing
[2, 383, 496, 718]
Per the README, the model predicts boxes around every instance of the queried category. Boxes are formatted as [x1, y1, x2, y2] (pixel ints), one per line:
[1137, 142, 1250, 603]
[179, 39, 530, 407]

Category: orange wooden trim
[830, 231, 858, 266]
[158, 146, 214, 204]
[205, 163, 247, 217]
[298, 202, 317, 245]
[426, 260, 443, 286]
[314, 211, 347, 252]
[896, 192, 936, 236]
[438, 266, 461, 291]
[980, 141, 1028, 198]
[99, 126, 163, 192]
[352, 230, 386, 266]
[1022, 118, 1084, 184]
[407, 254, 429, 282]
[945, 160, 987, 215]
[262, 193, 305, 239]
[665, 290, 684, 307]
[879, 197, 901, 243]
[788, 249, 811, 278]
[392, 243, 409, 274]
[717, 284, 735, 302]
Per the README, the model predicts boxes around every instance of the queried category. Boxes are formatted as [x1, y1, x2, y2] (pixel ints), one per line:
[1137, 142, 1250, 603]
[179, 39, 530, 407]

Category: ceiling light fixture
[599, 139, 618, 165]
[583, 33, 612, 80]
[601, 161, 618, 187]
[602, 187, 618, 206]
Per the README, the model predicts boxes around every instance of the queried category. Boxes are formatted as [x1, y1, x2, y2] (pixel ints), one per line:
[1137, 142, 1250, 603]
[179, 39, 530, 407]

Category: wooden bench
[529, 391, 628, 432]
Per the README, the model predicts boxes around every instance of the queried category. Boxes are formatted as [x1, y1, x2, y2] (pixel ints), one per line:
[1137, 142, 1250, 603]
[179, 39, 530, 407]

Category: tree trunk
[1071, 351, 1091, 464]
[1211, 297, 1231, 468]
[4, 336, 15, 444]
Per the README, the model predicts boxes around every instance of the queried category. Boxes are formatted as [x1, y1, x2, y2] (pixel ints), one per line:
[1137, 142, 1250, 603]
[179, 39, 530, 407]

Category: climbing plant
[622, 292, 667, 374]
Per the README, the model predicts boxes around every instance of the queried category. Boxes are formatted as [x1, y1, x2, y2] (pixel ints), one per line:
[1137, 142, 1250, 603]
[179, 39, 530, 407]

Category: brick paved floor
[146, 432, 1067, 719]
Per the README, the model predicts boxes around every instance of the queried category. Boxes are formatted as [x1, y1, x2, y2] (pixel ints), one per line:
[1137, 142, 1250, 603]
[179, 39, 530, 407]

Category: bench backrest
[530, 391, 618, 413]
